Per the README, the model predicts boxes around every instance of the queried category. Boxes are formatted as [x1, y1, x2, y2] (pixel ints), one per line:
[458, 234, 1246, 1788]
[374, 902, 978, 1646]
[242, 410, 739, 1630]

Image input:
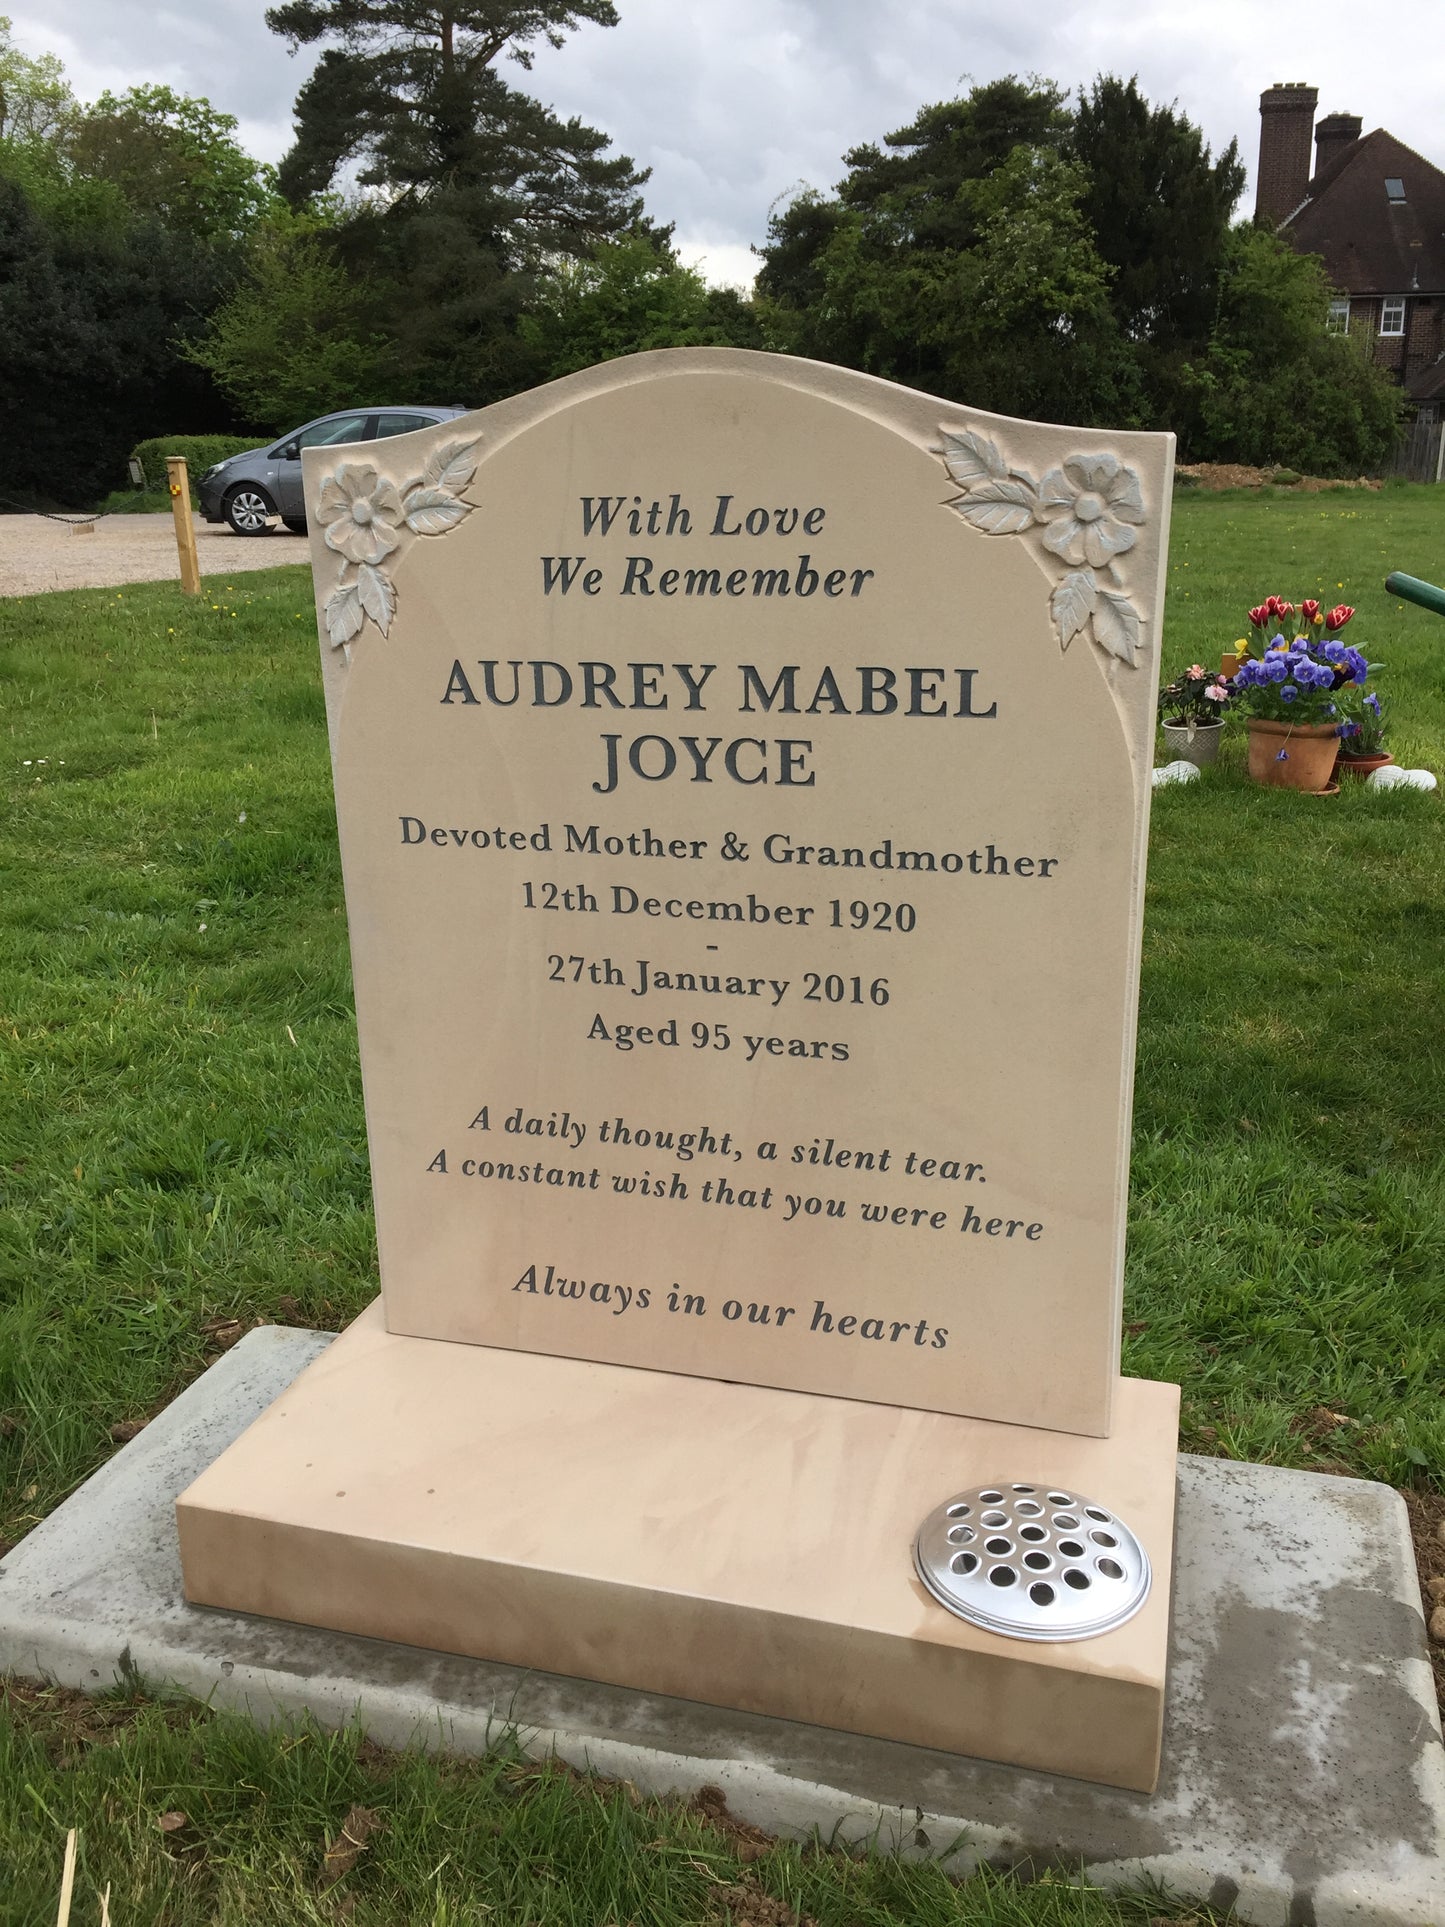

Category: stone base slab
[2, 1325, 1442, 1926]
[175, 1302, 1180, 1792]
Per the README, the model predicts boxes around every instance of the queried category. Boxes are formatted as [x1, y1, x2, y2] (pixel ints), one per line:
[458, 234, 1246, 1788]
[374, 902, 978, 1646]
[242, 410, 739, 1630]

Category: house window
[1385, 178, 1406, 201]
[1327, 297, 1351, 334]
[1380, 299, 1406, 337]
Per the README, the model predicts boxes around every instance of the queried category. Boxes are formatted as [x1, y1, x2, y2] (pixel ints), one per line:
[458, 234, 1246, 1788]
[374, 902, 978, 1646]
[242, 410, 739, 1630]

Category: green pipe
[1384, 571, 1445, 617]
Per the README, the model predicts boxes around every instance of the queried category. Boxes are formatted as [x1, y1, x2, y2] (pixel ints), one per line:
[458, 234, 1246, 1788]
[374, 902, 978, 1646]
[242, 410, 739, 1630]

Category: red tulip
[1300, 598, 1321, 624]
[1325, 603, 1354, 630]
[1248, 604, 1269, 627]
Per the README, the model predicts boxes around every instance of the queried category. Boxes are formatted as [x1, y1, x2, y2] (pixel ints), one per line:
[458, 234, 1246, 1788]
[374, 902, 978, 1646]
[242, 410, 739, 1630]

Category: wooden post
[166, 455, 202, 596]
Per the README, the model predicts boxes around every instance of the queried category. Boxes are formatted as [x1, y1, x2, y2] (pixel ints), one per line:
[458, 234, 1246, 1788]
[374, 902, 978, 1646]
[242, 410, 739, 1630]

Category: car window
[291, 414, 371, 453]
[373, 413, 436, 439]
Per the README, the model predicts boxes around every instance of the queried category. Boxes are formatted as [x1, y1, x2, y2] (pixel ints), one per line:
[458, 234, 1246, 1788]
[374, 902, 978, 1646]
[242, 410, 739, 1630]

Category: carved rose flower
[317, 466, 407, 566]
[1036, 456, 1145, 569]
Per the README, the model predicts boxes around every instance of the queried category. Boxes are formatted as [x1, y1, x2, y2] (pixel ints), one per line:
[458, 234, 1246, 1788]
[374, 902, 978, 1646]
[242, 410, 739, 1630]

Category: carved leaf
[953, 477, 1038, 535]
[325, 581, 363, 649]
[356, 562, 395, 636]
[423, 437, 482, 493]
[938, 426, 1007, 488]
[404, 487, 469, 536]
[1050, 570, 1097, 650]
[1092, 589, 1143, 665]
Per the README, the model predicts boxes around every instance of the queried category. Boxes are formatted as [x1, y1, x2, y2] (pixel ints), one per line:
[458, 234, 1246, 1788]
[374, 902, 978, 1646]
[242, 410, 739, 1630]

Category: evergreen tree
[0, 177, 234, 503]
[1071, 75, 1244, 349]
[756, 79, 1133, 422]
[0, 25, 254, 501]
[758, 77, 1069, 312]
[836, 78, 1071, 247]
[265, 1, 647, 258]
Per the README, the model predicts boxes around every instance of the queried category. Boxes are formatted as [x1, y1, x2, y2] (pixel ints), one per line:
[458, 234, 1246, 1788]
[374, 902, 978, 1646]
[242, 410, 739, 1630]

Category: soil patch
[1175, 462, 1382, 494]
[691, 1783, 775, 1864]
[1403, 1486, 1445, 1714]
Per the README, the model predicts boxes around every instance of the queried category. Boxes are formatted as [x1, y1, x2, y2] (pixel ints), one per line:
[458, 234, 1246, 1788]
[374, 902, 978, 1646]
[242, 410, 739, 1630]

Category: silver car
[198, 405, 468, 536]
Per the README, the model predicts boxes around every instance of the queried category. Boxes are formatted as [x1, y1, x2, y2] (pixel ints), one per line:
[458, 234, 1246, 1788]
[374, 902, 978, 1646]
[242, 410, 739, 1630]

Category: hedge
[129, 434, 262, 492]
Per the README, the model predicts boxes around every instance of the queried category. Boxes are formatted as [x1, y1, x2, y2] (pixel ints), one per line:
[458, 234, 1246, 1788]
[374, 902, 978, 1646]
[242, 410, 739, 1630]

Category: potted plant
[1158, 663, 1232, 765]
[1233, 597, 1369, 792]
[1335, 688, 1392, 778]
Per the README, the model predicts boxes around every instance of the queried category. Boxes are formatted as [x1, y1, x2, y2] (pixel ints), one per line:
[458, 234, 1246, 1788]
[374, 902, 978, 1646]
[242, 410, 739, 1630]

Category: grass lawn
[1, 485, 1442, 1922]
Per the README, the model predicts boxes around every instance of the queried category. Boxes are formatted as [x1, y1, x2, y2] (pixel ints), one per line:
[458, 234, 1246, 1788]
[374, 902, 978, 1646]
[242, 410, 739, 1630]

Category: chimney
[1314, 113, 1362, 179]
[1255, 82, 1318, 225]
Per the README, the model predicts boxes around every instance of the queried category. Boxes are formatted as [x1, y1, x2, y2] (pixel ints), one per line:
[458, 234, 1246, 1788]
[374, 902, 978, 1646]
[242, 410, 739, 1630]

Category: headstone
[178, 354, 1181, 1792]
[313, 351, 1172, 1435]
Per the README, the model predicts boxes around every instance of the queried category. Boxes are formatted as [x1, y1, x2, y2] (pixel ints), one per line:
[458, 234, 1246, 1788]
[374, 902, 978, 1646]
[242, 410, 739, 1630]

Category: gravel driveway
[0, 512, 310, 597]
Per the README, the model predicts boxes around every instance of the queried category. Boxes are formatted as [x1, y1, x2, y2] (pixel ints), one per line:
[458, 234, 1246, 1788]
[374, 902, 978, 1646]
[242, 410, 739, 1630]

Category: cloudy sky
[8, 1, 1441, 286]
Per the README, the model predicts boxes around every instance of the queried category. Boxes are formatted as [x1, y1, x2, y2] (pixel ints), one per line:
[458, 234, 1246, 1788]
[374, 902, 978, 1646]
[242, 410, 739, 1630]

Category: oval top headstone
[305, 349, 1173, 1437]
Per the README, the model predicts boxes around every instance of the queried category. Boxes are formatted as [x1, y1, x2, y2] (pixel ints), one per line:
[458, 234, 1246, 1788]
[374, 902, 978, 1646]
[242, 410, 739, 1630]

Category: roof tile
[1281, 129, 1445, 295]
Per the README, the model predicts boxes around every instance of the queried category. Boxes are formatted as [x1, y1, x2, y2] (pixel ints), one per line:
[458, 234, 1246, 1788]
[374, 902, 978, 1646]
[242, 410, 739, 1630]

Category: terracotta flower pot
[1337, 751, 1394, 779]
[1161, 719, 1223, 766]
[1246, 718, 1340, 792]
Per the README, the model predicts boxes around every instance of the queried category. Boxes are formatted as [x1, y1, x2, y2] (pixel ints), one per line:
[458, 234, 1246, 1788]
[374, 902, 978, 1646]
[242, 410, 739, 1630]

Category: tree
[519, 231, 762, 378]
[756, 81, 1135, 422]
[837, 79, 1071, 242]
[1175, 227, 1401, 472]
[183, 214, 389, 429]
[0, 15, 75, 145]
[754, 74, 1394, 467]
[1071, 76, 1244, 349]
[758, 77, 1069, 311]
[265, 1, 647, 258]
[0, 27, 253, 501]
[0, 176, 236, 503]
[0, 16, 105, 223]
[249, 3, 656, 405]
[66, 85, 277, 242]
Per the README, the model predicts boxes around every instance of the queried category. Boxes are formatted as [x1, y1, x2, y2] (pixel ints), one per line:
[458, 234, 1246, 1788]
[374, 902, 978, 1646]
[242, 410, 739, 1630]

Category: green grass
[1, 574, 372, 1545]
[1, 486, 1443, 1919]
[4, 1685, 1208, 1927]
[1131, 485, 1445, 1479]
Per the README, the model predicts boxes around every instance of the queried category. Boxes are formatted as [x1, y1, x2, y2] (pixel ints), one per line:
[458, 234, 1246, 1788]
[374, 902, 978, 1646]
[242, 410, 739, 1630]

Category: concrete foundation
[1, 1326, 1441, 1926]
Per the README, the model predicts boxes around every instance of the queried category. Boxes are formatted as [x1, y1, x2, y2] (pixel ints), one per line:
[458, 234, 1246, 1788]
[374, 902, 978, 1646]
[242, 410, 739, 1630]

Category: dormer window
[1380, 299, 1406, 336]
[1385, 178, 1406, 201]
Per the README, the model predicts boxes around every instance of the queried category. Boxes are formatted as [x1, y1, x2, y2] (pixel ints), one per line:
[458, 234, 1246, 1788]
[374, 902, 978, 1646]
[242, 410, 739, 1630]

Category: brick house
[1255, 83, 1445, 420]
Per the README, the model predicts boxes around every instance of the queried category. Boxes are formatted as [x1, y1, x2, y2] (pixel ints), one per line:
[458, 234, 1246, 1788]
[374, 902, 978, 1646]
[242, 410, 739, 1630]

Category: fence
[1386, 416, 1445, 482]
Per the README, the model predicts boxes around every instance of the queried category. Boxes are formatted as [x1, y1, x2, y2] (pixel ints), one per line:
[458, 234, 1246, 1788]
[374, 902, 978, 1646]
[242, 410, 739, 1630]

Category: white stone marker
[179, 354, 1180, 1791]
[311, 350, 1173, 1436]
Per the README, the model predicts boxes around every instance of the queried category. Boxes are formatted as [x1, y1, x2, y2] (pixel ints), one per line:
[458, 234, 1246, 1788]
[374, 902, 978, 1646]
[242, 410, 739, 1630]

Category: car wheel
[282, 517, 308, 536]
[224, 486, 275, 536]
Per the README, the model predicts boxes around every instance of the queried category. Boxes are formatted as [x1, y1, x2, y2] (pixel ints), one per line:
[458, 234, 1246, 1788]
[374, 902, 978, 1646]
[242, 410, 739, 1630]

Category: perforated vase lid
[914, 1482, 1151, 1641]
